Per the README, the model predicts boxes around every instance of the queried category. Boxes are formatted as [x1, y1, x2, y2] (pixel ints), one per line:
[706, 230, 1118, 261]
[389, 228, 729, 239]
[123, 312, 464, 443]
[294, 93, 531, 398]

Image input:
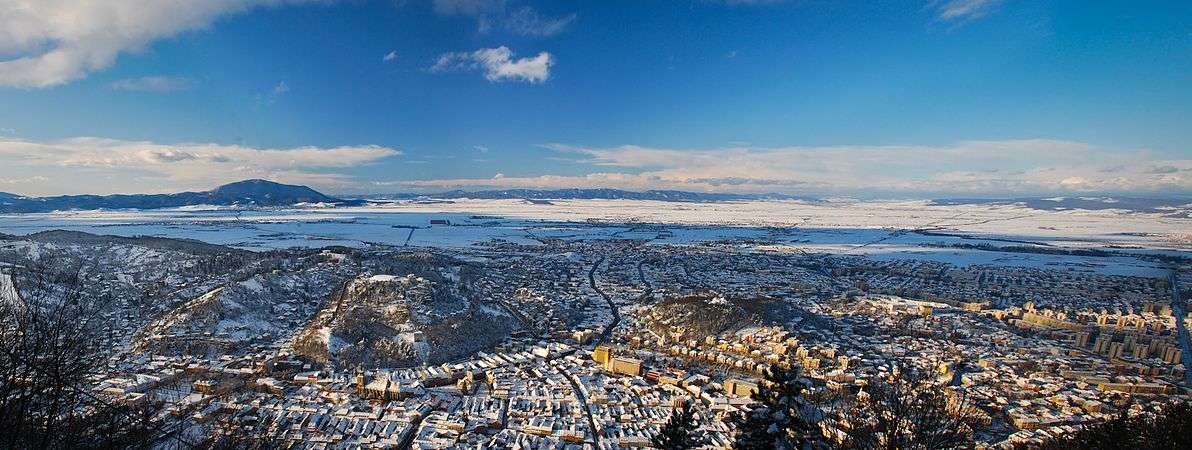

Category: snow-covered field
[0, 273, 19, 305]
[0, 198, 1187, 277]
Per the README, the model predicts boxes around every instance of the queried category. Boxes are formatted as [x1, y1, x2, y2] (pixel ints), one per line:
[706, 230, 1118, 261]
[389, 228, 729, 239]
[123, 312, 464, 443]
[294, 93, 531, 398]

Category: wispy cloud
[108, 76, 195, 92]
[711, 0, 789, 5]
[432, 0, 504, 16]
[431, 0, 576, 37]
[502, 7, 576, 37]
[0, 136, 400, 196]
[255, 81, 291, 106]
[933, 0, 1003, 23]
[0, 175, 49, 189]
[383, 50, 399, 62]
[431, 46, 553, 83]
[380, 140, 1192, 196]
[0, 0, 329, 88]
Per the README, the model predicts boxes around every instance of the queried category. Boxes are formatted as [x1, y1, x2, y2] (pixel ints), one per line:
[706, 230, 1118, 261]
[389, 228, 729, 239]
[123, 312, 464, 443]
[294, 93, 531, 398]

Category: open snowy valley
[2, 197, 1187, 277]
[1, 187, 1189, 449]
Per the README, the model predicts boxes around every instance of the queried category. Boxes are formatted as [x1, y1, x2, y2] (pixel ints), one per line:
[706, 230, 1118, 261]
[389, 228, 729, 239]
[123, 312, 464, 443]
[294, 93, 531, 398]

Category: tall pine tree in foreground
[832, 369, 978, 450]
[1020, 401, 1192, 450]
[652, 400, 702, 450]
[732, 362, 819, 450]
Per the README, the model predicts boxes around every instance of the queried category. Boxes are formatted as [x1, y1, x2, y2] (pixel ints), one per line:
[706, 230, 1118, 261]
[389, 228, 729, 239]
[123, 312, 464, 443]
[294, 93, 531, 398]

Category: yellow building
[724, 378, 759, 398]
[593, 346, 611, 365]
[607, 357, 642, 376]
[960, 301, 987, 312]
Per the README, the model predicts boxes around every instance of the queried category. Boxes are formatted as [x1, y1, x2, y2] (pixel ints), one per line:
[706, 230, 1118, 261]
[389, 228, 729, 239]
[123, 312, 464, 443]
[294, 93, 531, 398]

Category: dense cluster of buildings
[13, 235, 1185, 449]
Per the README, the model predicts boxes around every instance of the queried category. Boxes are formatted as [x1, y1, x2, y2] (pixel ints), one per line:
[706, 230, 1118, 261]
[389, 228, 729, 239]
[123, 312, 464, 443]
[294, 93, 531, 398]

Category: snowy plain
[0, 198, 1187, 277]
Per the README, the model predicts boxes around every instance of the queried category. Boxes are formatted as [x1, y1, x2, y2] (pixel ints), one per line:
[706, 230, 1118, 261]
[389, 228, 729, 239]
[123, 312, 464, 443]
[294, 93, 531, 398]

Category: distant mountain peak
[209, 179, 335, 202]
[215, 178, 272, 188]
[0, 179, 356, 213]
[212, 179, 289, 191]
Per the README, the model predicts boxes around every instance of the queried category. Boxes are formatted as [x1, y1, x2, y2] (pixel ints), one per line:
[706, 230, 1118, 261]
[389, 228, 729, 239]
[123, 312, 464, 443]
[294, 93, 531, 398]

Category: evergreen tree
[1023, 401, 1192, 450]
[833, 369, 977, 450]
[653, 400, 702, 450]
[732, 363, 818, 450]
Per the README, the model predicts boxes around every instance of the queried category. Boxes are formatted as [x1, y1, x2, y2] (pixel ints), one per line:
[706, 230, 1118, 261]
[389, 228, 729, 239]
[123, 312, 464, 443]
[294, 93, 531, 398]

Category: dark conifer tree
[652, 400, 702, 450]
[732, 362, 818, 450]
[832, 369, 978, 450]
[1024, 401, 1192, 450]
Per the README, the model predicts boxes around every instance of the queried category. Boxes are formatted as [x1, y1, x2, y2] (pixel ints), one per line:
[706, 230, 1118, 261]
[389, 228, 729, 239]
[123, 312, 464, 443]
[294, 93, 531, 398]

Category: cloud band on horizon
[2, 136, 1189, 197]
[375, 140, 1192, 196]
[0, 136, 399, 196]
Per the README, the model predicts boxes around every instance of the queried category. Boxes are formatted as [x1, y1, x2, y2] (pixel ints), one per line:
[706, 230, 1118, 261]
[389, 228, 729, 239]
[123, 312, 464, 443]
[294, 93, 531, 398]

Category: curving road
[589, 256, 621, 346]
[576, 255, 653, 445]
[636, 259, 653, 294]
[577, 256, 620, 446]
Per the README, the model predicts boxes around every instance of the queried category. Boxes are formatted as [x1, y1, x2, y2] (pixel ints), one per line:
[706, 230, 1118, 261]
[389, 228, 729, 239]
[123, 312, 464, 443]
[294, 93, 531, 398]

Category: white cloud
[933, 0, 1003, 22]
[383, 50, 399, 62]
[431, 46, 553, 83]
[431, 0, 575, 36]
[382, 140, 1192, 196]
[0, 136, 400, 195]
[108, 75, 194, 92]
[0, 1, 330, 88]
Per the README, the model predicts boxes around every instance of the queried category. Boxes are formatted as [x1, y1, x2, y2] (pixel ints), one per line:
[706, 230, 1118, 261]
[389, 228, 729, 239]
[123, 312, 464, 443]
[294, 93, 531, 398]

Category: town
[2, 229, 1187, 449]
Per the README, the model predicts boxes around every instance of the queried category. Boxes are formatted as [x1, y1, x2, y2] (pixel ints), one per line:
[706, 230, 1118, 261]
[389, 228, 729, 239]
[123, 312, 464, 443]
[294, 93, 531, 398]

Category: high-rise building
[1133, 344, 1150, 359]
[1073, 332, 1091, 348]
[1093, 336, 1112, 354]
[1164, 347, 1182, 365]
[1108, 342, 1125, 360]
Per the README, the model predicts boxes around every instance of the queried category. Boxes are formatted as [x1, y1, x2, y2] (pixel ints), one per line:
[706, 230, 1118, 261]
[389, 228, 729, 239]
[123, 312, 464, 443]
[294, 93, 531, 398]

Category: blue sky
[0, 0, 1190, 197]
